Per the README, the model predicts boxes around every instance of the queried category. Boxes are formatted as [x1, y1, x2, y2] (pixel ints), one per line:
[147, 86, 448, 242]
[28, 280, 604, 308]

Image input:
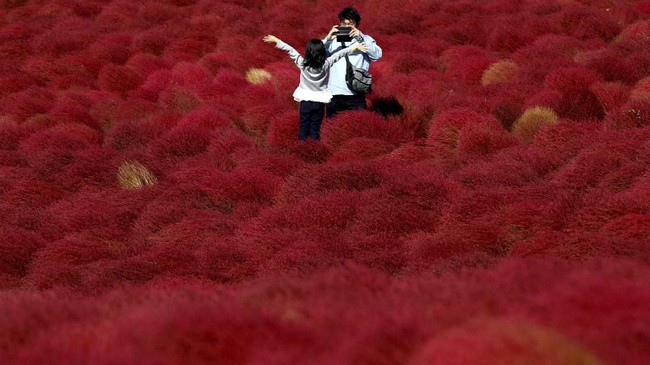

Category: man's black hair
[338, 7, 361, 25]
[303, 39, 326, 69]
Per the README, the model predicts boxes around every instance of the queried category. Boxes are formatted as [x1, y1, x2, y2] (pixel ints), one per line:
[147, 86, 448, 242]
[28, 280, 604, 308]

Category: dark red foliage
[0, 123, 30, 150]
[0, 225, 47, 277]
[0, 87, 55, 121]
[151, 121, 212, 158]
[426, 107, 502, 159]
[97, 64, 143, 97]
[604, 99, 650, 130]
[88, 32, 133, 65]
[556, 88, 605, 120]
[266, 110, 299, 149]
[3, 0, 650, 363]
[543, 66, 602, 93]
[441, 45, 498, 84]
[321, 110, 405, 150]
[126, 53, 171, 78]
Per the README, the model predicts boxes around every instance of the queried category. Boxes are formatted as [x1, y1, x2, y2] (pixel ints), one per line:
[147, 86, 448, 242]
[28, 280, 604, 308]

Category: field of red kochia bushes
[1, 0, 650, 363]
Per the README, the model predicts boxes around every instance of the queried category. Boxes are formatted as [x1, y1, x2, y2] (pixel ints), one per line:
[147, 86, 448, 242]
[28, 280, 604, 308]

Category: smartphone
[336, 26, 353, 42]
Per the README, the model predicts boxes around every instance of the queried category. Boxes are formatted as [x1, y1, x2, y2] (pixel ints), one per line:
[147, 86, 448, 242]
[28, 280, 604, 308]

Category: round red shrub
[126, 53, 171, 78]
[543, 66, 602, 93]
[0, 87, 55, 121]
[151, 123, 212, 158]
[133, 27, 177, 55]
[30, 17, 98, 56]
[441, 45, 498, 84]
[590, 81, 630, 112]
[533, 120, 602, 161]
[426, 107, 496, 158]
[0, 225, 47, 277]
[556, 88, 605, 121]
[559, 5, 621, 41]
[409, 318, 606, 365]
[266, 110, 299, 149]
[328, 137, 396, 163]
[98, 65, 143, 97]
[88, 32, 133, 64]
[321, 110, 404, 150]
[604, 99, 650, 130]
[0, 123, 29, 150]
[455, 117, 518, 158]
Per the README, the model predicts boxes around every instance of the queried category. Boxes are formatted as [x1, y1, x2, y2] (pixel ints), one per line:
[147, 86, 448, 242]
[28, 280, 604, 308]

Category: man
[323, 7, 382, 119]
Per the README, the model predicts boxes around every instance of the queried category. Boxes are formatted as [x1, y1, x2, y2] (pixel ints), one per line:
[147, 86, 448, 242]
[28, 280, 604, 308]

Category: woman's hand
[353, 43, 368, 53]
[263, 35, 278, 43]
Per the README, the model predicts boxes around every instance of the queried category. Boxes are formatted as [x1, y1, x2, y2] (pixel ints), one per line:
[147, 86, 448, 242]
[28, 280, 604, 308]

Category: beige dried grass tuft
[245, 68, 272, 84]
[512, 106, 558, 143]
[118, 160, 157, 189]
[481, 60, 519, 86]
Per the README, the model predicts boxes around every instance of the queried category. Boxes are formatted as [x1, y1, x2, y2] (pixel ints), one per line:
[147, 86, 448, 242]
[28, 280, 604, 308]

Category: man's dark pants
[326, 94, 367, 119]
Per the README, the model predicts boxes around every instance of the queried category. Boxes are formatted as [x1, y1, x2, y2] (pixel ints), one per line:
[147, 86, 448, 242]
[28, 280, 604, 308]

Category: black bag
[341, 42, 372, 93]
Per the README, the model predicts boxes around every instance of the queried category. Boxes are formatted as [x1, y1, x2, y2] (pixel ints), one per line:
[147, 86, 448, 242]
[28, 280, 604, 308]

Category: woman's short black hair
[338, 7, 361, 25]
[303, 39, 326, 69]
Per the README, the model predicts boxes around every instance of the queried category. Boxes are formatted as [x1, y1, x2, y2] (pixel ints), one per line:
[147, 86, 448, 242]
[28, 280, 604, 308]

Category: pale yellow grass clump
[512, 106, 558, 142]
[481, 60, 519, 86]
[118, 160, 157, 189]
[245, 68, 272, 84]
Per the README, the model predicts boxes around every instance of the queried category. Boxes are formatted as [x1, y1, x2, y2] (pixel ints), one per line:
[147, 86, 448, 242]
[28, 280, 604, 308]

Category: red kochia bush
[126, 53, 171, 78]
[172, 166, 281, 206]
[266, 110, 300, 149]
[44, 186, 155, 240]
[158, 87, 202, 114]
[532, 120, 602, 161]
[409, 318, 605, 365]
[512, 35, 584, 84]
[30, 17, 98, 56]
[5, 179, 65, 208]
[552, 140, 642, 190]
[556, 88, 605, 121]
[88, 32, 134, 65]
[133, 26, 180, 55]
[321, 110, 404, 150]
[328, 137, 397, 163]
[427, 107, 506, 159]
[0, 225, 47, 277]
[440, 45, 498, 84]
[48, 91, 99, 128]
[275, 159, 390, 204]
[105, 119, 159, 151]
[0, 123, 29, 150]
[604, 99, 650, 130]
[19, 128, 91, 179]
[54, 146, 119, 191]
[451, 146, 562, 189]
[543, 66, 602, 93]
[174, 105, 232, 131]
[0, 87, 55, 121]
[151, 123, 212, 158]
[455, 117, 518, 159]
[559, 5, 621, 41]
[98, 65, 144, 97]
[590, 81, 630, 112]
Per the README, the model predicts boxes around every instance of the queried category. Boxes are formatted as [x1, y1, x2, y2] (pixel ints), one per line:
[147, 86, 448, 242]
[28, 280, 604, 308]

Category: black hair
[302, 39, 326, 69]
[338, 7, 361, 25]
